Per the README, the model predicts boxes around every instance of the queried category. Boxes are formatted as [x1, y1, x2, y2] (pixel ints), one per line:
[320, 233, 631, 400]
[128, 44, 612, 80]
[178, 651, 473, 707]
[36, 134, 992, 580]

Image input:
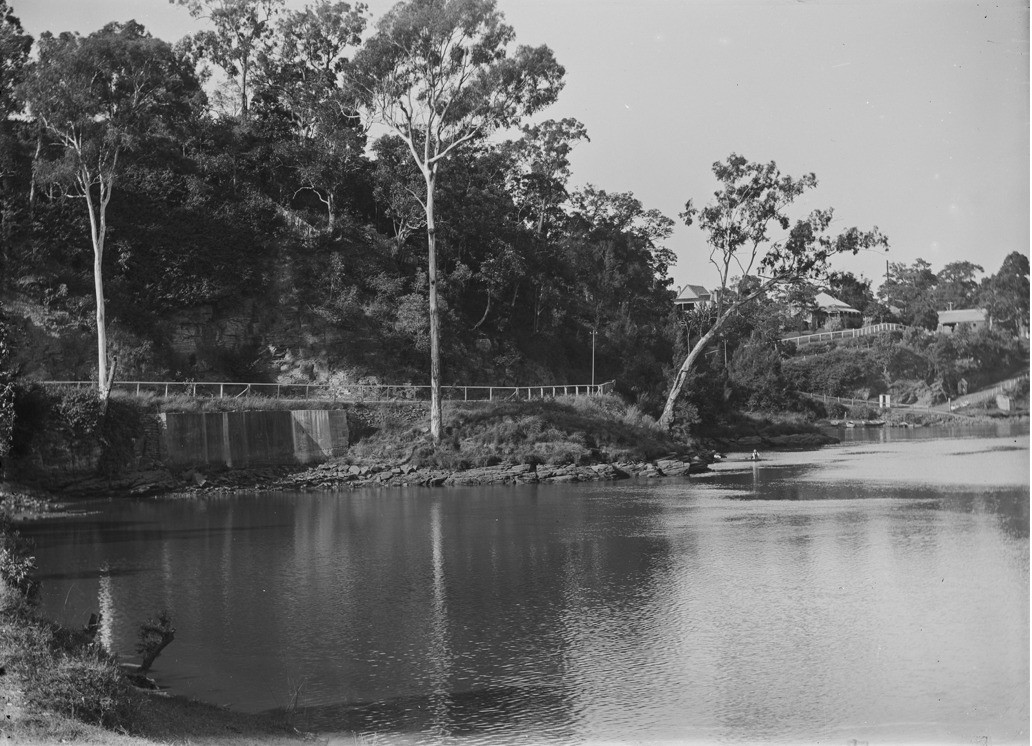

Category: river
[23, 424, 1029, 744]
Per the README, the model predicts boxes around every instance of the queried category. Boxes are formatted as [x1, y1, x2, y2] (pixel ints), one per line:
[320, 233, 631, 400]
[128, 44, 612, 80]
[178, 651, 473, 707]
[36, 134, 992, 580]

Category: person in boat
[749, 450, 760, 461]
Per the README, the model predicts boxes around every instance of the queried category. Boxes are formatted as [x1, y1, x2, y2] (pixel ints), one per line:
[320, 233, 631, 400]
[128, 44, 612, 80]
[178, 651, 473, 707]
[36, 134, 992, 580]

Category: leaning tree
[21, 21, 201, 398]
[348, 0, 564, 442]
[658, 154, 889, 429]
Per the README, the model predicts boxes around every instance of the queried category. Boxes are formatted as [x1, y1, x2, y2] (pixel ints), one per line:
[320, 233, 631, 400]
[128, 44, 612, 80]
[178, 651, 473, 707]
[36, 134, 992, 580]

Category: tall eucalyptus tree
[21, 21, 201, 397]
[349, 0, 564, 441]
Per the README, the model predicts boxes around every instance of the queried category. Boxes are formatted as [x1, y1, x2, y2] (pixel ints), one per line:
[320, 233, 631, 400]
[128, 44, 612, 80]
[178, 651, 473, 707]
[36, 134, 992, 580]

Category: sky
[12, 0, 1030, 294]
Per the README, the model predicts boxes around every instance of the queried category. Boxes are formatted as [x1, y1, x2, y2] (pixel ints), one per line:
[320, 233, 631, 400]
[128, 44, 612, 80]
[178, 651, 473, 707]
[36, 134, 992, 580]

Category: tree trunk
[240, 62, 249, 121]
[28, 132, 42, 212]
[93, 251, 108, 397]
[657, 327, 721, 430]
[426, 171, 442, 444]
[659, 279, 782, 429]
[83, 174, 110, 399]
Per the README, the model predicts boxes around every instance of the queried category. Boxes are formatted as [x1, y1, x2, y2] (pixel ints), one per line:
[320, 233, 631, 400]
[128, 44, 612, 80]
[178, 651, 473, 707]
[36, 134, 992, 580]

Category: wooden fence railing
[795, 391, 970, 418]
[946, 373, 1029, 409]
[782, 323, 905, 347]
[37, 379, 617, 403]
[797, 371, 1029, 416]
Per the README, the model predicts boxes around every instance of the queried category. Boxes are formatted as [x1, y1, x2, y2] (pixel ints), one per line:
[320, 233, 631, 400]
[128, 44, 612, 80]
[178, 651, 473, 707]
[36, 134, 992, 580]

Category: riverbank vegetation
[347, 395, 689, 469]
[1, 0, 1027, 447]
[1, 0, 675, 413]
[0, 490, 311, 744]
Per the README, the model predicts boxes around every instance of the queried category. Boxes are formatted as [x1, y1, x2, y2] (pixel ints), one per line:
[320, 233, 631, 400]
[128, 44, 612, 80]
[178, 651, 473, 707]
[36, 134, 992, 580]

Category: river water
[23, 424, 1030, 744]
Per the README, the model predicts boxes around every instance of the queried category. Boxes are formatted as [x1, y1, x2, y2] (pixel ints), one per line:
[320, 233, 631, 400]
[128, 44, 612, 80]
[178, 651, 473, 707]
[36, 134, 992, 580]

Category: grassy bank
[345, 395, 692, 469]
[7, 387, 703, 496]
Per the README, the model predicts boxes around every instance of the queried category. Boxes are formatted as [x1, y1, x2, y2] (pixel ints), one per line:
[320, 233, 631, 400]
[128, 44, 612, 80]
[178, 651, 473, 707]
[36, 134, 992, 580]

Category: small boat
[845, 421, 856, 428]
[861, 420, 886, 427]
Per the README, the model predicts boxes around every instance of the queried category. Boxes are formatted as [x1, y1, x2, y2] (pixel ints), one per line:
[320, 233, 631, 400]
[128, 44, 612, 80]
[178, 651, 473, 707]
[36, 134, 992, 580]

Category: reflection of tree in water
[22, 467, 1026, 741]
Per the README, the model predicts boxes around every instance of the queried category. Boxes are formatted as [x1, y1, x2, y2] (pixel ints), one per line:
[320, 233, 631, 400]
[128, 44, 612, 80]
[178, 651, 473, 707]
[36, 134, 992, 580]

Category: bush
[1, 516, 138, 733]
[0, 516, 38, 612]
[8, 385, 153, 478]
[96, 397, 149, 476]
[53, 388, 106, 441]
[343, 395, 688, 470]
[23, 639, 137, 731]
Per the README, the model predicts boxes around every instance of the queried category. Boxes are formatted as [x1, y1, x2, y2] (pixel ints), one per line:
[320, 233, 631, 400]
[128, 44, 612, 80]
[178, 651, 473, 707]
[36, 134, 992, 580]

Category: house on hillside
[937, 308, 988, 335]
[674, 283, 711, 312]
[805, 291, 862, 330]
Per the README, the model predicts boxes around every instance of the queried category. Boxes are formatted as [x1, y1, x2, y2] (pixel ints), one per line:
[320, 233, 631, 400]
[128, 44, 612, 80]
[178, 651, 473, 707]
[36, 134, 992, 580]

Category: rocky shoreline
[24, 432, 848, 499]
[172, 453, 710, 496]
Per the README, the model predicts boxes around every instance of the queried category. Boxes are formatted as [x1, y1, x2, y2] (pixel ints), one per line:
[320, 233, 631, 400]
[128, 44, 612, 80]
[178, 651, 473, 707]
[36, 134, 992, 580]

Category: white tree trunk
[657, 326, 720, 430]
[81, 168, 115, 402]
[658, 281, 778, 430]
[83, 169, 113, 400]
[426, 171, 442, 443]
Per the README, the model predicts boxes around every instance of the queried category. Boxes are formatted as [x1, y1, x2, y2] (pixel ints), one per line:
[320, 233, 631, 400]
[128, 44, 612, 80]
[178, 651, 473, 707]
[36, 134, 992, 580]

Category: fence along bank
[8, 380, 613, 493]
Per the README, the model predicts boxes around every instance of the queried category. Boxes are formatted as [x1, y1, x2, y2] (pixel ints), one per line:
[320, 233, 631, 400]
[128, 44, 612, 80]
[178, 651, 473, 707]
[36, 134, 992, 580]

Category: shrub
[0, 516, 38, 612]
[1, 517, 138, 733]
[23, 642, 137, 731]
[8, 385, 153, 477]
[96, 397, 149, 476]
[53, 388, 106, 441]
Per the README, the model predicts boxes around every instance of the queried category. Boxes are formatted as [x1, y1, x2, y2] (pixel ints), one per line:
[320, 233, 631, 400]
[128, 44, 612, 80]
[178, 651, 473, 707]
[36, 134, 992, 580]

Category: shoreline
[7, 423, 1025, 744]
[8, 430, 849, 503]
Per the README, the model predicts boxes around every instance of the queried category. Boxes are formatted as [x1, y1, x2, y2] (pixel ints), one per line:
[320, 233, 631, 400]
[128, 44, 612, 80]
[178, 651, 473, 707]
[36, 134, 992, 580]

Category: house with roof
[813, 291, 862, 326]
[936, 308, 988, 335]
[674, 283, 711, 312]
[791, 290, 863, 330]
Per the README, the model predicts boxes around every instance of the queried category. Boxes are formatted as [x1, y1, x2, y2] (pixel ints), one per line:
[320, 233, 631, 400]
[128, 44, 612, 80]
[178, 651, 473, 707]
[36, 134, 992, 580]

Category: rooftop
[937, 308, 987, 324]
[814, 292, 860, 314]
[674, 284, 711, 304]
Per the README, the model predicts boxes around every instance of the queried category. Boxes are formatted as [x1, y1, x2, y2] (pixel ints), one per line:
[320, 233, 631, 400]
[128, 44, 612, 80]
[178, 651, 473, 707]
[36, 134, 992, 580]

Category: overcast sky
[13, 0, 1030, 293]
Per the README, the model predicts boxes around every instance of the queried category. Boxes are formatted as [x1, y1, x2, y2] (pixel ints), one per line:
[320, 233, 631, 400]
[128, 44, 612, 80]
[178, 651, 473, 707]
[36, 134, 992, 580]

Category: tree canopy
[4, 3, 1021, 438]
[20, 20, 202, 395]
[348, 0, 564, 441]
[658, 154, 889, 428]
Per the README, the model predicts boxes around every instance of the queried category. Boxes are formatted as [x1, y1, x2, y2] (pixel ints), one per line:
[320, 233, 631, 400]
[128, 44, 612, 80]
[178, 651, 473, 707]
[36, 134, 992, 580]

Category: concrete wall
[159, 409, 349, 469]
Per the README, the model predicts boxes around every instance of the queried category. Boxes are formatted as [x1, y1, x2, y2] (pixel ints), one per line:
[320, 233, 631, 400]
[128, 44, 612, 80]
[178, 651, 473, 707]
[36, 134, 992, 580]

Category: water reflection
[22, 432, 1030, 744]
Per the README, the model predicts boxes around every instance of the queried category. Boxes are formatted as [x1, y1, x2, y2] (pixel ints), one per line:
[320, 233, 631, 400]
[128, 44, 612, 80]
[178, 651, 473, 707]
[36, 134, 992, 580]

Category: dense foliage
[7, 384, 150, 477]
[781, 327, 1027, 403]
[0, 311, 14, 459]
[0, 0, 680, 411]
[878, 253, 1030, 332]
[1, 1, 1026, 429]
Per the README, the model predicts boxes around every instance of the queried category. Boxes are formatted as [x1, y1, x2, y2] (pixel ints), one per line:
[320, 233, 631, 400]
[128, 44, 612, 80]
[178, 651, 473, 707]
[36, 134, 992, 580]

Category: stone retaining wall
[158, 410, 349, 469]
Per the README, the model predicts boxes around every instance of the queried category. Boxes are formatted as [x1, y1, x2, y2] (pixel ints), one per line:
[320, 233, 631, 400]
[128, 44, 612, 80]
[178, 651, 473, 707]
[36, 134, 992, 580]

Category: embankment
[4, 389, 716, 497]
